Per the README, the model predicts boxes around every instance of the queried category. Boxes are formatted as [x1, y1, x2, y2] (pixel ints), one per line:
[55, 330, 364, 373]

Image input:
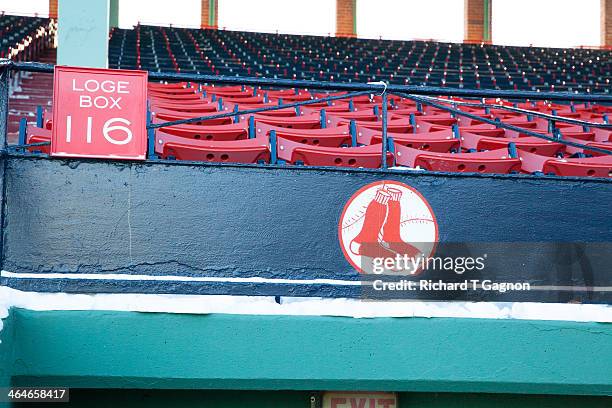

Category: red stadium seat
[256, 123, 352, 147]
[150, 101, 217, 114]
[277, 136, 391, 168]
[518, 150, 612, 177]
[562, 136, 612, 157]
[299, 101, 350, 110]
[267, 93, 313, 102]
[395, 144, 521, 174]
[593, 128, 612, 142]
[428, 123, 506, 137]
[415, 114, 457, 128]
[357, 126, 459, 152]
[460, 132, 565, 156]
[26, 127, 51, 154]
[148, 87, 199, 97]
[155, 131, 269, 163]
[253, 113, 321, 129]
[152, 109, 232, 126]
[149, 92, 203, 102]
[230, 104, 297, 118]
[263, 88, 302, 98]
[148, 82, 190, 91]
[327, 115, 413, 133]
[220, 95, 265, 104]
[200, 85, 245, 93]
[153, 121, 248, 141]
[206, 90, 255, 99]
[327, 111, 379, 123]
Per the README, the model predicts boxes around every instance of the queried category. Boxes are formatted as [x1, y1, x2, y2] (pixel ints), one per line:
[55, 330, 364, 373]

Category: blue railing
[1, 60, 612, 168]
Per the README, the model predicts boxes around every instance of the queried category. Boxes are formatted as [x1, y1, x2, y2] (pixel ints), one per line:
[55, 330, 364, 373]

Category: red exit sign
[323, 392, 397, 408]
[51, 66, 148, 160]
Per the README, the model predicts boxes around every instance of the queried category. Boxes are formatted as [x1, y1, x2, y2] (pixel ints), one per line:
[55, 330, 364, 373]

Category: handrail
[2, 60, 611, 166]
[148, 90, 372, 129]
[414, 95, 612, 130]
[394, 92, 612, 156]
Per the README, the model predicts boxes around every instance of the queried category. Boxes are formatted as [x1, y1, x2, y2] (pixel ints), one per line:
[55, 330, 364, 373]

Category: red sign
[323, 392, 397, 408]
[51, 66, 148, 160]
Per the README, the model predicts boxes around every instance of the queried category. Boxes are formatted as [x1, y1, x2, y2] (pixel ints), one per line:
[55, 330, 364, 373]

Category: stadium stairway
[7, 48, 56, 142]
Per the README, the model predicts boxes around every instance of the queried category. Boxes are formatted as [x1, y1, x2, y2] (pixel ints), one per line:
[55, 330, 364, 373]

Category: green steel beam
[209, 0, 216, 28]
[483, 0, 491, 42]
[6, 308, 612, 395]
[353, 0, 357, 36]
[109, 0, 119, 29]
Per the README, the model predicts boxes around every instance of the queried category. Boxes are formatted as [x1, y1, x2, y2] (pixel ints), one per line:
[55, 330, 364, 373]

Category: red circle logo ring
[338, 180, 439, 275]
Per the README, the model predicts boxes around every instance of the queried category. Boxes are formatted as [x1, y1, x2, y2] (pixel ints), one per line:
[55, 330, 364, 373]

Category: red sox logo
[339, 181, 438, 275]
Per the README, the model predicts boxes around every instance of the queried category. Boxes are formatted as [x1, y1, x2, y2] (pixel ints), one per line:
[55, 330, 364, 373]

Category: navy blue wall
[1, 156, 611, 302]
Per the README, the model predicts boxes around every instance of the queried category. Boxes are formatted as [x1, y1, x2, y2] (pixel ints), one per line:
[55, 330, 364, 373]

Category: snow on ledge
[0, 287, 610, 323]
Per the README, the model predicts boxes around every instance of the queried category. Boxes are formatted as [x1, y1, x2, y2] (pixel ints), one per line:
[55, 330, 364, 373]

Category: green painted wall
[57, 0, 109, 68]
[0, 311, 15, 388]
[6, 308, 612, 396]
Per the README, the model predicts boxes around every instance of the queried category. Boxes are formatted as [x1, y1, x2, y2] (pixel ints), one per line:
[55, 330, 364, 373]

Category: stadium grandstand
[0, 0, 611, 407]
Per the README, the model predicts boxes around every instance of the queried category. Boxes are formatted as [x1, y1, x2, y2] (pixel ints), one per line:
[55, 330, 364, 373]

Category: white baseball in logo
[338, 181, 438, 275]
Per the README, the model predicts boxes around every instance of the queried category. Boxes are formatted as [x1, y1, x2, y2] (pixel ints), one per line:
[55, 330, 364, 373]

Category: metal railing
[1, 60, 611, 171]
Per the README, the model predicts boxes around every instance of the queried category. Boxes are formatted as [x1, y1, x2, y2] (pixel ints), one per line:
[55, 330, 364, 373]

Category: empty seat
[148, 87, 199, 97]
[277, 136, 391, 168]
[149, 92, 203, 102]
[328, 116, 413, 133]
[230, 104, 297, 118]
[460, 132, 565, 156]
[395, 144, 521, 174]
[152, 110, 232, 126]
[415, 115, 457, 128]
[518, 150, 612, 177]
[562, 136, 612, 157]
[257, 123, 352, 147]
[156, 132, 269, 163]
[150, 100, 218, 114]
[153, 121, 248, 141]
[593, 128, 612, 142]
[428, 123, 506, 137]
[327, 111, 379, 123]
[25, 127, 51, 154]
[358, 126, 459, 152]
[219, 95, 265, 104]
[253, 113, 321, 129]
[300, 102, 351, 113]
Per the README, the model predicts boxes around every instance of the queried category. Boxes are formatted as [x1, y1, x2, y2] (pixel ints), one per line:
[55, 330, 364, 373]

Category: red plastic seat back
[26, 127, 51, 154]
[395, 144, 520, 174]
[543, 157, 612, 177]
[154, 122, 248, 141]
[162, 138, 269, 164]
[277, 136, 390, 168]
[257, 123, 351, 147]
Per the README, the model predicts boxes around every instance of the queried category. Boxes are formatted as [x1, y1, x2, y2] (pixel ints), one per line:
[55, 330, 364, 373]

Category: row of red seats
[22, 81, 612, 177]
